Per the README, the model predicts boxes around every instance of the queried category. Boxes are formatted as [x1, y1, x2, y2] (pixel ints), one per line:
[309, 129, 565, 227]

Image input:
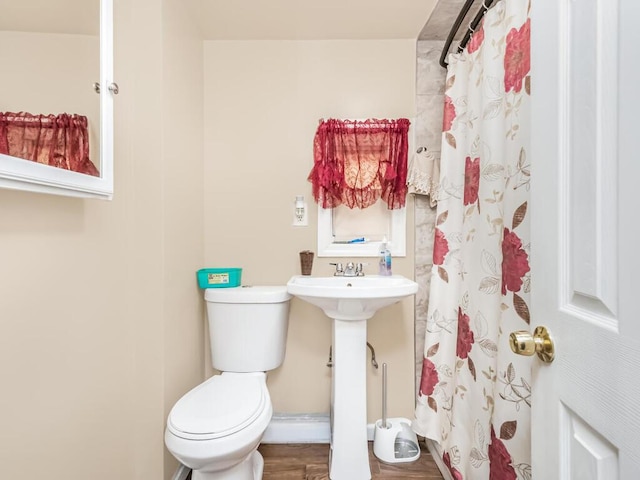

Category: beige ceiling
[0, 0, 439, 40]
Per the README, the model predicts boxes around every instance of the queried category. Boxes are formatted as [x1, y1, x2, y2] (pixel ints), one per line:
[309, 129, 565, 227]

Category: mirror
[0, 0, 114, 199]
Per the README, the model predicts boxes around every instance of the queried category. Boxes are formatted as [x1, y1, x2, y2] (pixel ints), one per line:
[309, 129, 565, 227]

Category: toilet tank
[204, 286, 291, 372]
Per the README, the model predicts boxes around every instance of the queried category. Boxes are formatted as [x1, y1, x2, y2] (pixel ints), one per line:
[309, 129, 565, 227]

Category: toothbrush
[333, 237, 369, 244]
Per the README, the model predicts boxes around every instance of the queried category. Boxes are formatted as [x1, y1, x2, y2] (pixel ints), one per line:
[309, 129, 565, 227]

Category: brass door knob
[509, 326, 555, 363]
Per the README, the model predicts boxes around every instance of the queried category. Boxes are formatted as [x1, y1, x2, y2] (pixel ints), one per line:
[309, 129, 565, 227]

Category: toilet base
[191, 450, 264, 480]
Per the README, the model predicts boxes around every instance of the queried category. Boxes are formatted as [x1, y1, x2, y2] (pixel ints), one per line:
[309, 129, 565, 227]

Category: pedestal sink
[286, 275, 418, 480]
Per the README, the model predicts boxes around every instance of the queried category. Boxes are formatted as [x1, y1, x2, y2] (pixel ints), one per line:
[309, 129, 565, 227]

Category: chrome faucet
[343, 262, 357, 276]
[330, 261, 365, 277]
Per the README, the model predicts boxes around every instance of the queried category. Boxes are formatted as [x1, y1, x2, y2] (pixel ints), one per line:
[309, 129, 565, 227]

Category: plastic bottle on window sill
[379, 237, 392, 276]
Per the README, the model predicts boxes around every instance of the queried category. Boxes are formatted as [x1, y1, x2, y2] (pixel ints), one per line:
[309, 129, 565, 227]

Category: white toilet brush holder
[373, 363, 421, 464]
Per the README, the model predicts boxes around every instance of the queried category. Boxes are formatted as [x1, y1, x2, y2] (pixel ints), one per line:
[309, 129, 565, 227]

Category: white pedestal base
[329, 318, 371, 480]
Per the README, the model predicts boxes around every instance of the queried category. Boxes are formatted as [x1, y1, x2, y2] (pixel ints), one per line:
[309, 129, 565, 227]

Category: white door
[529, 0, 640, 478]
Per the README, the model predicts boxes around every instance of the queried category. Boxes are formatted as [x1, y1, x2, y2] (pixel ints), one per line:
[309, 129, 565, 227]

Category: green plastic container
[196, 268, 242, 289]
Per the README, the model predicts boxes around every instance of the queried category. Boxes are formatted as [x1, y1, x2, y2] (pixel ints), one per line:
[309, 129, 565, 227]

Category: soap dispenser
[379, 237, 392, 276]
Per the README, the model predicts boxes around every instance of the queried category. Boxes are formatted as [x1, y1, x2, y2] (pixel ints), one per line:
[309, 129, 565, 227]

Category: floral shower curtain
[413, 0, 532, 478]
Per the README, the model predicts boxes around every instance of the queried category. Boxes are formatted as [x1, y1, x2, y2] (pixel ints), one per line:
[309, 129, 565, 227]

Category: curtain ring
[482, 0, 489, 9]
[468, 22, 475, 34]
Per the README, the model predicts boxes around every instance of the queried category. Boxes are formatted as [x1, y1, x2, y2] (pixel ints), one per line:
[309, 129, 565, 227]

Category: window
[317, 203, 406, 257]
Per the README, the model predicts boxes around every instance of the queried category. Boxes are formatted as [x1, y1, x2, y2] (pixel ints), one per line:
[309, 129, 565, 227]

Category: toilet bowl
[165, 285, 291, 480]
[165, 372, 272, 480]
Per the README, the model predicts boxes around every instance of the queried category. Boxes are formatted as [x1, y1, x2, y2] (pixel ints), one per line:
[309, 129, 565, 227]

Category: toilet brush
[373, 363, 421, 463]
[381, 363, 389, 429]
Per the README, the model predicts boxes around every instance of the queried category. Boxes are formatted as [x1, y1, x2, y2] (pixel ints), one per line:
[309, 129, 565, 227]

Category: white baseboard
[367, 422, 375, 441]
[261, 413, 378, 443]
[261, 413, 331, 443]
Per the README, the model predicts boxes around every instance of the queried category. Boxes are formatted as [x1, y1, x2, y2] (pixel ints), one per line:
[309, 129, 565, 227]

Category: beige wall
[203, 39, 417, 422]
[161, 0, 205, 475]
[0, 0, 204, 479]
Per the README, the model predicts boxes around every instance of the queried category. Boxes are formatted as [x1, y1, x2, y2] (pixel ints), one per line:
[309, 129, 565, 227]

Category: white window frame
[317, 206, 406, 258]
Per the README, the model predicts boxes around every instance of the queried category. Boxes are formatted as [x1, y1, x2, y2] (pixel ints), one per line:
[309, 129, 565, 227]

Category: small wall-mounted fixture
[293, 195, 308, 226]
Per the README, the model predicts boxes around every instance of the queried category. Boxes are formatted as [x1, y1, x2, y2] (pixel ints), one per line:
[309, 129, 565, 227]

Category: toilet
[165, 286, 291, 480]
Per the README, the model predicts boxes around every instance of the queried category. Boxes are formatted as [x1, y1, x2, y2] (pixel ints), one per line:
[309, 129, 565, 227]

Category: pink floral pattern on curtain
[413, 1, 532, 478]
[308, 118, 410, 209]
[0, 112, 98, 176]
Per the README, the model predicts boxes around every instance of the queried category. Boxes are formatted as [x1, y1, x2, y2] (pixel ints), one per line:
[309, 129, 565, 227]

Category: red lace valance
[308, 118, 410, 210]
[0, 111, 98, 176]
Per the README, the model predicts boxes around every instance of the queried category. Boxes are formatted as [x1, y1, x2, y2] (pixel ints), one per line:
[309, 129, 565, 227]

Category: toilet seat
[167, 374, 267, 441]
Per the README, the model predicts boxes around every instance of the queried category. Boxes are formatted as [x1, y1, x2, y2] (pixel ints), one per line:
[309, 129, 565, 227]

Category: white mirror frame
[0, 0, 114, 200]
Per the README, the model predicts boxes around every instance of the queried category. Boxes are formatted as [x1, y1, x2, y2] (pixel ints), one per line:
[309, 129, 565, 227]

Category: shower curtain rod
[439, 0, 498, 68]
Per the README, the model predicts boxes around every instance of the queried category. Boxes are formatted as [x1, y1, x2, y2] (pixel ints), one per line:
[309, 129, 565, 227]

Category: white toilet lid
[168, 374, 266, 440]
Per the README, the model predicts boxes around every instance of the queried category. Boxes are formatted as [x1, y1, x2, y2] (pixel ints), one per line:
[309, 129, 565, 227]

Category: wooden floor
[258, 441, 444, 480]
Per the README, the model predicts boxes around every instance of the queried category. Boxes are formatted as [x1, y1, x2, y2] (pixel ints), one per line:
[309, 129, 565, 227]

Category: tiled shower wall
[414, 40, 447, 394]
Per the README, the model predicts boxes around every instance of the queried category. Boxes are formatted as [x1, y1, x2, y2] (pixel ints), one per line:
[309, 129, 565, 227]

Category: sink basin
[287, 274, 418, 321]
